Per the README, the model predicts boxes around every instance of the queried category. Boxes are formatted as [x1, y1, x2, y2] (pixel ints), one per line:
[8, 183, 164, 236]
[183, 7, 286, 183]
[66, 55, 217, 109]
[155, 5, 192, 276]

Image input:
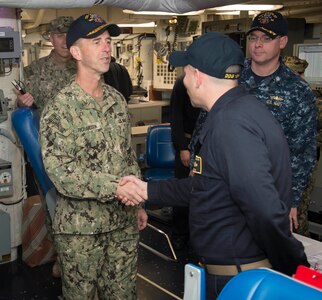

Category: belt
[204, 259, 272, 276]
[184, 133, 192, 139]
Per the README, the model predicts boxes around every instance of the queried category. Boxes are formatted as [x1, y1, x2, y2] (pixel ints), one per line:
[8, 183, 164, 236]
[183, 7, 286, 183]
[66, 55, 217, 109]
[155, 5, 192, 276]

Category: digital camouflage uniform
[283, 56, 308, 74]
[317, 99, 322, 149]
[23, 17, 76, 245]
[240, 58, 317, 236]
[283, 56, 322, 236]
[40, 81, 141, 300]
[24, 50, 76, 114]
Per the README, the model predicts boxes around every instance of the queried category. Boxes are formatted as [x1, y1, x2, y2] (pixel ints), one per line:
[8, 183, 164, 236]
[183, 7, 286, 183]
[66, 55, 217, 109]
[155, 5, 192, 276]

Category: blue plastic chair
[217, 268, 322, 300]
[183, 265, 322, 300]
[140, 124, 178, 262]
[12, 107, 57, 219]
[143, 124, 176, 181]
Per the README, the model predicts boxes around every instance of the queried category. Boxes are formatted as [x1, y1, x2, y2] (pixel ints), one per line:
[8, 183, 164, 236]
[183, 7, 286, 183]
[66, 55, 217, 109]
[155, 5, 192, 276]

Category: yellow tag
[193, 155, 202, 174]
[224, 73, 240, 79]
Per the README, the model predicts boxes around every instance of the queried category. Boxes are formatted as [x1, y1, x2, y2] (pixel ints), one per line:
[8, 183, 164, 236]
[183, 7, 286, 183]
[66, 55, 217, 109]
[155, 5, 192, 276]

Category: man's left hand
[289, 207, 298, 232]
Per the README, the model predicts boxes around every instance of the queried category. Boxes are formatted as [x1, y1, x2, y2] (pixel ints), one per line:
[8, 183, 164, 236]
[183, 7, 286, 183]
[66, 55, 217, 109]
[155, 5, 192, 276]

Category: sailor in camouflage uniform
[239, 12, 317, 232]
[284, 55, 320, 236]
[39, 14, 147, 300]
[283, 56, 308, 77]
[16, 16, 76, 278]
[16, 16, 76, 113]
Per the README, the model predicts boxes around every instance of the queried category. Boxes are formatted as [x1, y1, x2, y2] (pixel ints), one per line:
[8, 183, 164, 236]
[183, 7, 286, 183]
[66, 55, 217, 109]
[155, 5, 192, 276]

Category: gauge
[0, 171, 12, 184]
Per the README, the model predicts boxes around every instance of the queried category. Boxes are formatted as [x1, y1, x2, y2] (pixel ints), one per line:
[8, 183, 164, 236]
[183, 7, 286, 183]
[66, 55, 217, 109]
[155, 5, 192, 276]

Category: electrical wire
[0, 196, 24, 206]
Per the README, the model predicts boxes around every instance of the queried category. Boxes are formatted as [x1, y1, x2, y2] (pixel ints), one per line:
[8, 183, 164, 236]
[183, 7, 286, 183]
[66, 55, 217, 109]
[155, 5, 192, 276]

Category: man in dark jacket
[239, 11, 316, 234]
[118, 32, 309, 300]
[103, 57, 133, 102]
[170, 75, 200, 249]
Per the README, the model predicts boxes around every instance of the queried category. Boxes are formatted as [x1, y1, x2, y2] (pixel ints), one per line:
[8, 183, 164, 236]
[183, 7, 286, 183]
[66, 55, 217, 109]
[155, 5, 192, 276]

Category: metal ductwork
[281, 5, 322, 17]
[23, 8, 45, 29]
[0, 0, 243, 13]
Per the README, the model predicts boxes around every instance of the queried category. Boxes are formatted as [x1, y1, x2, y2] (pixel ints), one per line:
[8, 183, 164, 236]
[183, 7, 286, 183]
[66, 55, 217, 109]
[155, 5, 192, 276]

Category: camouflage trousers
[296, 170, 316, 237]
[54, 225, 139, 300]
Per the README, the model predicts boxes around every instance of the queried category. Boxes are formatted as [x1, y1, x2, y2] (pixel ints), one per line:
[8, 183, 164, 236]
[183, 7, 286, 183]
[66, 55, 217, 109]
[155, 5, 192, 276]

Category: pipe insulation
[0, 0, 242, 13]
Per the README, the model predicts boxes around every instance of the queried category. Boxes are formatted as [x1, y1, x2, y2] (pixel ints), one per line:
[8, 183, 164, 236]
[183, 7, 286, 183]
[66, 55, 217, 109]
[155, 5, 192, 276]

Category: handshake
[116, 175, 148, 206]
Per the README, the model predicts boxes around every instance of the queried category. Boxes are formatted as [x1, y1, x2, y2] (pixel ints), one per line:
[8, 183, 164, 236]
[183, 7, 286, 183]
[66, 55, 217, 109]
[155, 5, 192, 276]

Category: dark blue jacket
[240, 59, 317, 207]
[148, 85, 309, 276]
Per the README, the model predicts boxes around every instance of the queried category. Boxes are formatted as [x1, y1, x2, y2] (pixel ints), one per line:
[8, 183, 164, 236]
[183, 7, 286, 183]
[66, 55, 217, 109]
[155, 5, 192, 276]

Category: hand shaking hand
[116, 175, 148, 206]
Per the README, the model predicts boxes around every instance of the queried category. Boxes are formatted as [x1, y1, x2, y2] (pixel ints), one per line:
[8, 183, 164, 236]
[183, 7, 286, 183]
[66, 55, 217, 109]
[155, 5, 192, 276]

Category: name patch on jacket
[76, 123, 101, 133]
[266, 95, 284, 107]
[193, 155, 202, 174]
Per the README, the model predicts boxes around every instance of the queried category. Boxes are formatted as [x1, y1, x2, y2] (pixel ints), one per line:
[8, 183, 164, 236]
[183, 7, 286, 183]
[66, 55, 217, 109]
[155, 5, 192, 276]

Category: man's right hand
[117, 175, 148, 206]
[16, 91, 34, 107]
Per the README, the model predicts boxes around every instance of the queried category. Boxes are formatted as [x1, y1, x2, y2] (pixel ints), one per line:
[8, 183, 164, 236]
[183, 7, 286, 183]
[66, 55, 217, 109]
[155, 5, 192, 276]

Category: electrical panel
[153, 50, 177, 90]
[0, 158, 13, 198]
[0, 27, 20, 59]
[0, 89, 8, 123]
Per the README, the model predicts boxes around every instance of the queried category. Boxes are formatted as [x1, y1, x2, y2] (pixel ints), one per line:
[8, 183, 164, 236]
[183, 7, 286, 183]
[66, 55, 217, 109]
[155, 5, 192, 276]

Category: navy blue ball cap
[247, 11, 288, 39]
[66, 13, 120, 49]
[169, 32, 244, 79]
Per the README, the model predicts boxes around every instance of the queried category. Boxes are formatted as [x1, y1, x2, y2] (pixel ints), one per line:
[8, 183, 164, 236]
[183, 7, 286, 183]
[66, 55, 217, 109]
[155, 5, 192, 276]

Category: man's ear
[70, 45, 81, 60]
[193, 68, 201, 88]
[194, 68, 203, 88]
[279, 36, 288, 50]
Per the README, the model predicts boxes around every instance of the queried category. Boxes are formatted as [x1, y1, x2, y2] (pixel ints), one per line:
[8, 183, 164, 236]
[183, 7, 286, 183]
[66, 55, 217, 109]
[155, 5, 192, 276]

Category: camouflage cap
[284, 56, 308, 74]
[49, 16, 74, 33]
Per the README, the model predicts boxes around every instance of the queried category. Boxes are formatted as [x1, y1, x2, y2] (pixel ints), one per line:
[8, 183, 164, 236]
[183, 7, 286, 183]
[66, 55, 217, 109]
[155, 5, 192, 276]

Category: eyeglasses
[248, 35, 279, 43]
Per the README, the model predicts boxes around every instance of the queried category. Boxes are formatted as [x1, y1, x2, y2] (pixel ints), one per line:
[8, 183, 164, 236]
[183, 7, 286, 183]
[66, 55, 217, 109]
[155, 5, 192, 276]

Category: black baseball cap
[66, 13, 120, 49]
[169, 32, 244, 80]
[247, 11, 288, 39]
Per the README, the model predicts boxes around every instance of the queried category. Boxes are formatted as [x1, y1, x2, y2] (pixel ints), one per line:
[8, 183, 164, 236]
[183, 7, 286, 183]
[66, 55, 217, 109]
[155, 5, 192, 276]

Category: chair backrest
[12, 108, 57, 219]
[217, 268, 322, 300]
[12, 108, 55, 196]
[145, 124, 175, 168]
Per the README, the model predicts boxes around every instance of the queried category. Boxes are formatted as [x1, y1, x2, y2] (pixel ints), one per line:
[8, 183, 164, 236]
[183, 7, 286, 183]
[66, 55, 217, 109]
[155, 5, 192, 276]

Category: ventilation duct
[0, 0, 242, 13]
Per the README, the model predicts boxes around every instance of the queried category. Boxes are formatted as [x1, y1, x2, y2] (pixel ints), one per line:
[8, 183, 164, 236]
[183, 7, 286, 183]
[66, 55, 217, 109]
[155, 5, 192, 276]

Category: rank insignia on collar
[193, 155, 202, 174]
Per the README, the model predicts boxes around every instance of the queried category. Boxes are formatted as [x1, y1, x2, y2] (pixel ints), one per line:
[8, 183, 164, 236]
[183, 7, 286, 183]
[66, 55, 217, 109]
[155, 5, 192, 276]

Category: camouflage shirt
[24, 50, 76, 114]
[39, 81, 141, 234]
[240, 58, 317, 208]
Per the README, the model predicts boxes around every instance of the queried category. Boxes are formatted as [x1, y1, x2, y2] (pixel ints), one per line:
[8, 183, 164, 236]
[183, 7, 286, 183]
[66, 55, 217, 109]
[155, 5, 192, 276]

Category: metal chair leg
[140, 223, 178, 262]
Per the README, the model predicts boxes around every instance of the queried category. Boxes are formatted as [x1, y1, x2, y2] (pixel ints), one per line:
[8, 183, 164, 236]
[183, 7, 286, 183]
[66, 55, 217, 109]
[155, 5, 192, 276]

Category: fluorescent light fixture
[123, 9, 204, 16]
[117, 22, 156, 28]
[210, 5, 283, 11]
[216, 11, 257, 16]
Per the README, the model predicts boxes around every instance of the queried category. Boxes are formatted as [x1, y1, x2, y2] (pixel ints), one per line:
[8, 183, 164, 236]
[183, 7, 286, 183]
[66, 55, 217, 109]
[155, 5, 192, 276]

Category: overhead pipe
[0, 0, 243, 13]
[280, 5, 322, 17]
[278, 0, 322, 7]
